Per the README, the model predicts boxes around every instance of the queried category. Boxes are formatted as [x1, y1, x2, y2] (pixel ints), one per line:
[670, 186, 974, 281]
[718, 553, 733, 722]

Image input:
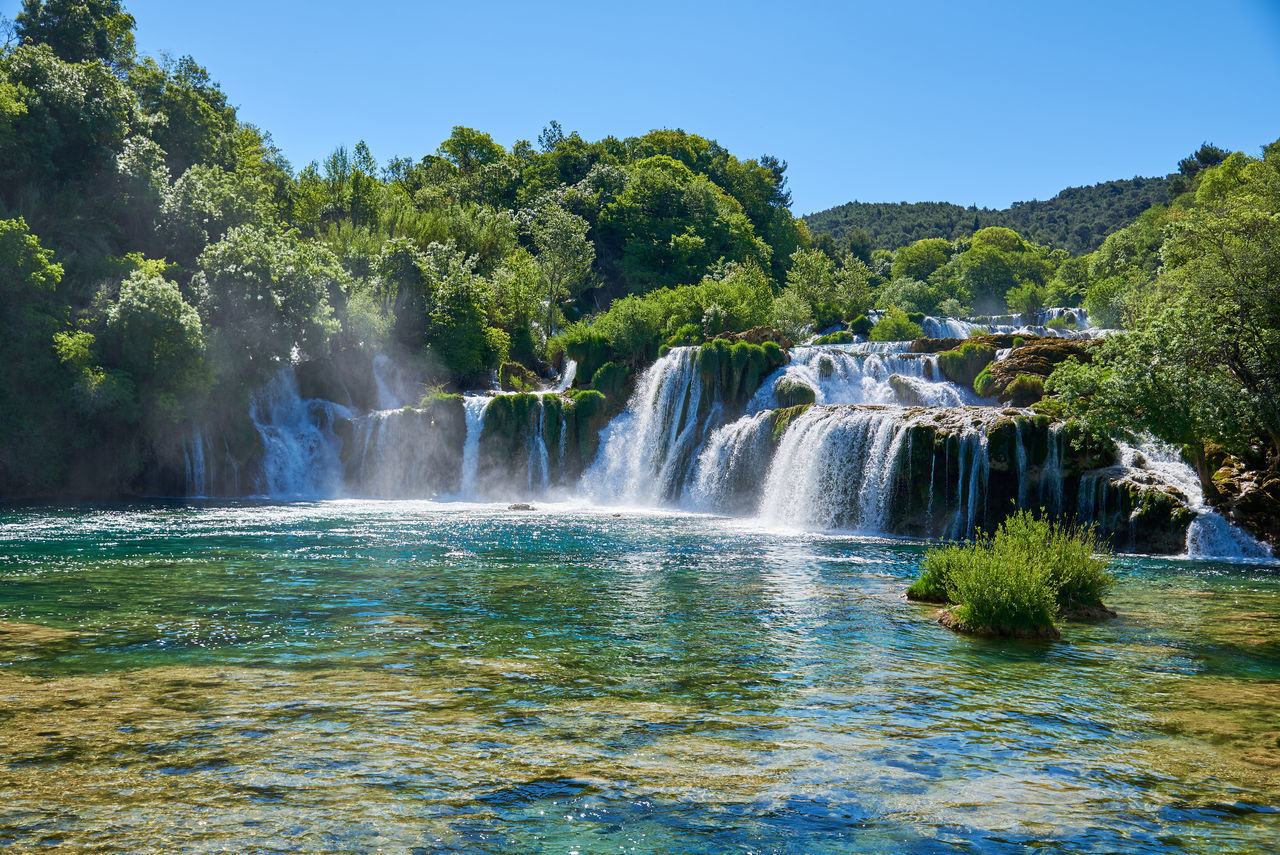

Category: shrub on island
[908, 511, 1115, 638]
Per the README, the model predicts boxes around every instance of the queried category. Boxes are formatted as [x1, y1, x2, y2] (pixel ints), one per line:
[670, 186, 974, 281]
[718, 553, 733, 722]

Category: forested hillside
[803, 157, 1226, 255]
[1, 0, 1276, 528]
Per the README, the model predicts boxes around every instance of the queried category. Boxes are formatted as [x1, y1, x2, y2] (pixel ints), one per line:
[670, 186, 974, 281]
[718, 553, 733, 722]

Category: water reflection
[0, 501, 1277, 853]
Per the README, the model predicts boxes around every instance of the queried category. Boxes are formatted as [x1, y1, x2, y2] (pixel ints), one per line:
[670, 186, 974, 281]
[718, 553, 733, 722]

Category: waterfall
[346, 406, 461, 498]
[585, 348, 719, 505]
[458, 396, 491, 499]
[1119, 441, 1273, 559]
[183, 428, 207, 497]
[249, 367, 351, 498]
[757, 407, 913, 532]
[1014, 421, 1029, 509]
[1038, 424, 1064, 515]
[749, 348, 981, 411]
[372, 354, 406, 409]
[553, 360, 578, 393]
[688, 410, 775, 514]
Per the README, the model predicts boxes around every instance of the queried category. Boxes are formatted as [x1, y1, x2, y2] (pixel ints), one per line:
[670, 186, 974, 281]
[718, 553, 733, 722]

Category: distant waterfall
[750, 347, 982, 410]
[249, 368, 351, 498]
[585, 348, 721, 505]
[183, 428, 207, 497]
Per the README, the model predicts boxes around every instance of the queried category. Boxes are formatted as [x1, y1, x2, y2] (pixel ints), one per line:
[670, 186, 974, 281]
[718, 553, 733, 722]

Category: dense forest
[803, 163, 1228, 255]
[1, 0, 1277, 538]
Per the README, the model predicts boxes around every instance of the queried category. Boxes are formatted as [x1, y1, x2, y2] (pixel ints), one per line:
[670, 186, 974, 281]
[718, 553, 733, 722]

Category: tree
[597, 155, 768, 295]
[15, 0, 135, 69]
[528, 201, 594, 341]
[892, 238, 951, 281]
[192, 225, 342, 377]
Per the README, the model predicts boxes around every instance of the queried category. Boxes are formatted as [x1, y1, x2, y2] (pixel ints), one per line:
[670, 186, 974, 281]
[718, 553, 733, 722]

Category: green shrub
[974, 365, 998, 397]
[870, 307, 924, 342]
[948, 547, 1057, 635]
[910, 511, 1115, 637]
[813, 329, 855, 346]
[1003, 374, 1045, 405]
[849, 315, 874, 336]
[664, 323, 702, 348]
[906, 311, 926, 325]
[965, 326, 991, 338]
[498, 361, 538, 393]
[590, 361, 629, 398]
[1045, 316, 1075, 331]
[906, 544, 966, 602]
[937, 341, 995, 388]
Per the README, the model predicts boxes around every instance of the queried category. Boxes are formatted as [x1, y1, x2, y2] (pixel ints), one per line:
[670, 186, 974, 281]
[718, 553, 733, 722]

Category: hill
[805, 174, 1172, 255]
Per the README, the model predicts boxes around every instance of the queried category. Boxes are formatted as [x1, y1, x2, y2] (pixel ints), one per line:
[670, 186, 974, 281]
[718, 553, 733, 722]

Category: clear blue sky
[5, 0, 1279, 213]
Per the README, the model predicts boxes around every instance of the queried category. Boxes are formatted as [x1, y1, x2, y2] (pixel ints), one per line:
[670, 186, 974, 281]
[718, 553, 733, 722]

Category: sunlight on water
[1, 501, 1277, 853]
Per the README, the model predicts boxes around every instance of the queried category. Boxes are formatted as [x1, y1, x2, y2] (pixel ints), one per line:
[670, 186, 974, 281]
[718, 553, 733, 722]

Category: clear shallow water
[1, 502, 1278, 854]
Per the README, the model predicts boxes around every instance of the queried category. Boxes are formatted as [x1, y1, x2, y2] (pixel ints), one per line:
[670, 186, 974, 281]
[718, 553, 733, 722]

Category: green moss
[775, 377, 816, 407]
[937, 341, 996, 388]
[1003, 374, 1045, 405]
[974, 365, 997, 397]
[813, 330, 855, 346]
[769, 404, 812, 445]
[590, 361, 629, 398]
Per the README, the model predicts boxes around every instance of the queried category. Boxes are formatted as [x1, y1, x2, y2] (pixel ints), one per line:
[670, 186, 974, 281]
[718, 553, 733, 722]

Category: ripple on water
[0, 500, 1278, 853]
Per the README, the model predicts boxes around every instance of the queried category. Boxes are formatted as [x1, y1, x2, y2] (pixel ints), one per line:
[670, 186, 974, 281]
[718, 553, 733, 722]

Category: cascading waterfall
[749, 347, 982, 410]
[249, 367, 351, 498]
[585, 347, 719, 505]
[458, 396, 491, 499]
[183, 428, 207, 497]
[1120, 440, 1273, 559]
[688, 410, 776, 514]
[757, 408, 913, 532]
[210, 319, 1273, 561]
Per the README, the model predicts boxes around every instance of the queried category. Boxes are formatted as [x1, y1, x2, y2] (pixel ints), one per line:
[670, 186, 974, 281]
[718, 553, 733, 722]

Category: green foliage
[937, 341, 995, 388]
[1003, 374, 1045, 406]
[849, 314, 873, 336]
[590, 361, 629, 398]
[974, 364, 997, 397]
[906, 544, 966, 602]
[869, 307, 923, 342]
[15, 0, 136, 68]
[812, 329, 854, 345]
[912, 512, 1114, 636]
[805, 176, 1173, 255]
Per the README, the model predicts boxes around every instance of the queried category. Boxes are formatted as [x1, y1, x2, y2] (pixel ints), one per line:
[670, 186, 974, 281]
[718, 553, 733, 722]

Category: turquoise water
[1, 501, 1278, 853]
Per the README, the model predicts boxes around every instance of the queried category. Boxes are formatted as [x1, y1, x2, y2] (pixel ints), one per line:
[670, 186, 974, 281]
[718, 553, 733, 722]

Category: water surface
[1, 501, 1277, 853]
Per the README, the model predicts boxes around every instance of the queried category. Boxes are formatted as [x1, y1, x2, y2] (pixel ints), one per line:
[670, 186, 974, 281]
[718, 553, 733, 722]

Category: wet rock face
[985, 339, 1096, 404]
[1214, 466, 1280, 550]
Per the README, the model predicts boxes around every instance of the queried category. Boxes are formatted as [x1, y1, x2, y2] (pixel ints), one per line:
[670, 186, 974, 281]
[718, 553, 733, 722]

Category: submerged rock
[936, 607, 1061, 640]
[508, 503, 535, 511]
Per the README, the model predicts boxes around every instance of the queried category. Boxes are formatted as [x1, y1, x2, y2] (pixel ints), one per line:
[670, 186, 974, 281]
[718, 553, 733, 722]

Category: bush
[1002, 374, 1045, 406]
[590, 361, 629, 398]
[849, 315, 874, 336]
[498, 361, 538, 392]
[910, 511, 1114, 637]
[974, 364, 998, 397]
[937, 341, 995, 388]
[813, 329, 854, 346]
[869, 307, 924, 342]
[906, 544, 966, 602]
